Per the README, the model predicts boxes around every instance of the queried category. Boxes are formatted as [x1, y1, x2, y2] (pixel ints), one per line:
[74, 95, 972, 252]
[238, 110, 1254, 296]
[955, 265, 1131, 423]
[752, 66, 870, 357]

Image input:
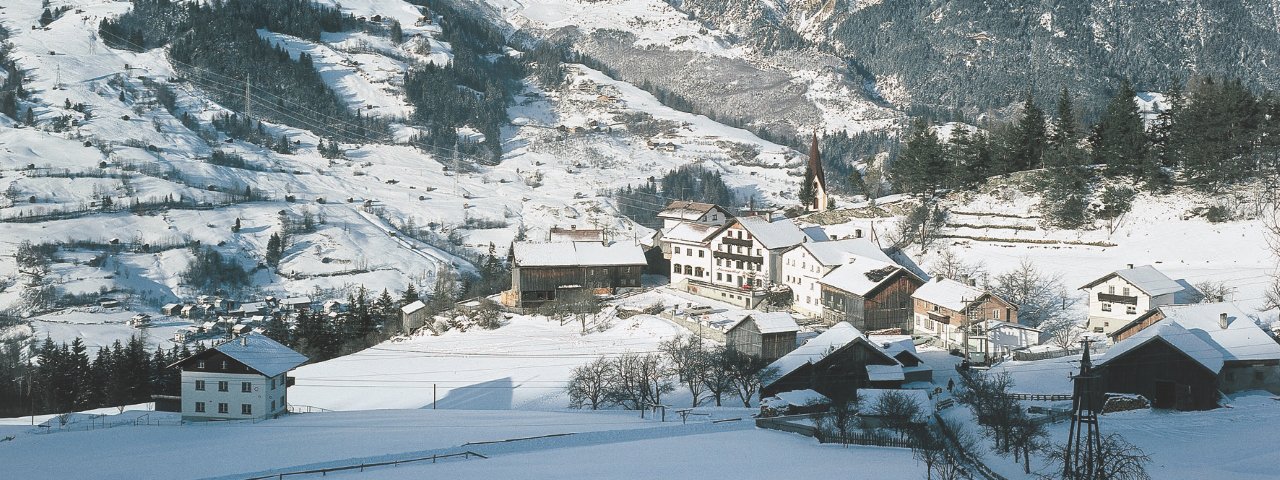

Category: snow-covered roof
[736, 216, 807, 250]
[1151, 303, 1280, 362]
[872, 335, 923, 362]
[401, 300, 427, 314]
[282, 296, 312, 305]
[549, 227, 606, 242]
[818, 257, 907, 296]
[657, 201, 720, 220]
[982, 320, 1041, 332]
[513, 241, 647, 267]
[766, 389, 831, 408]
[1081, 265, 1183, 296]
[1099, 322, 1224, 374]
[661, 221, 725, 244]
[766, 323, 864, 381]
[797, 237, 893, 266]
[727, 312, 800, 334]
[211, 334, 309, 378]
[912, 278, 987, 312]
[866, 364, 905, 382]
[801, 225, 831, 242]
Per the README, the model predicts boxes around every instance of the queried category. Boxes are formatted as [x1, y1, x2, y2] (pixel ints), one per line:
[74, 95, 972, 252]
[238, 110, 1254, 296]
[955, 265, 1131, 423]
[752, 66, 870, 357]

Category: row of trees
[0, 335, 188, 418]
[614, 165, 737, 229]
[566, 335, 777, 409]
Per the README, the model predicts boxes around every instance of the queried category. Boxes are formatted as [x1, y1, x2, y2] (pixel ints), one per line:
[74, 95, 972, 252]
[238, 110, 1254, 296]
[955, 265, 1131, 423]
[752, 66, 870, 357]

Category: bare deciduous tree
[992, 259, 1076, 328]
[567, 357, 613, 410]
[721, 349, 778, 407]
[869, 390, 925, 436]
[1042, 433, 1152, 480]
[660, 335, 711, 407]
[702, 345, 736, 407]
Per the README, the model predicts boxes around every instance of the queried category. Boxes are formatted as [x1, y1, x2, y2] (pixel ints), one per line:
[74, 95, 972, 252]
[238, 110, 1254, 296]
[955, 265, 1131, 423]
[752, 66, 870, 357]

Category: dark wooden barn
[511, 241, 647, 308]
[761, 323, 902, 401]
[725, 312, 799, 362]
[819, 261, 924, 333]
[1096, 324, 1221, 410]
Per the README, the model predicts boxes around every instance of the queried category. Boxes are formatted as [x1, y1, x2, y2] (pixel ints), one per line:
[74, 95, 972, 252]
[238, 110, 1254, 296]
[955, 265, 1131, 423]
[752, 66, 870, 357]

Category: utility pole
[244, 74, 252, 119]
[1065, 338, 1102, 479]
[959, 297, 971, 362]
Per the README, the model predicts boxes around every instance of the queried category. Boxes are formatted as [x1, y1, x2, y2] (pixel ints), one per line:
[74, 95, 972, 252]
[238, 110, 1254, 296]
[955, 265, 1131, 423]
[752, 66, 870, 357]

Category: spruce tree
[1012, 92, 1048, 170]
[1041, 88, 1091, 228]
[891, 118, 948, 198]
[798, 162, 816, 207]
[1092, 80, 1147, 176]
[265, 232, 282, 267]
[401, 283, 419, 304]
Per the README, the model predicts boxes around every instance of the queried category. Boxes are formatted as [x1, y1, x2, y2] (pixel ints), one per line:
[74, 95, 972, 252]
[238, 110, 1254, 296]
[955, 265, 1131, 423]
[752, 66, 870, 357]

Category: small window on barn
[221, 360, 228, 370]
[197, 360, 205, 369]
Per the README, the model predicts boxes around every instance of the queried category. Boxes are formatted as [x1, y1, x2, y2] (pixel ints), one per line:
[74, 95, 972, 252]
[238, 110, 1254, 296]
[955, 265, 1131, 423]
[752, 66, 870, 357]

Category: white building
[982, 320, 1043, 358]
[655, 201, 731, 231]
[1079, 264, 1183, 337]
[662, 221, 726, 287]
[172, 334, 308, 421]
[780, 237, 892, 318]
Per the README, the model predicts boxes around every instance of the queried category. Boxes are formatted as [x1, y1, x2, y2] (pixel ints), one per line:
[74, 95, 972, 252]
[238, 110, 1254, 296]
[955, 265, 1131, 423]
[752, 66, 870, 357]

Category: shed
[725, 312, 800, 362]
[401, 300, 429, 334]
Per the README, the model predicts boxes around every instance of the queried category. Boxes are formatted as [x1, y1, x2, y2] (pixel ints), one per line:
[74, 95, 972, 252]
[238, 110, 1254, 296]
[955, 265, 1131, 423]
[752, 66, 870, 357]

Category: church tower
[804, 132, 829, 212]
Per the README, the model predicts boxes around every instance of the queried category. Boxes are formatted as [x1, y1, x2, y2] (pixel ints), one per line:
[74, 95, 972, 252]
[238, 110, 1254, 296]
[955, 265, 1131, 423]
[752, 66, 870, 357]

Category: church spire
[806, 131, 826, 191]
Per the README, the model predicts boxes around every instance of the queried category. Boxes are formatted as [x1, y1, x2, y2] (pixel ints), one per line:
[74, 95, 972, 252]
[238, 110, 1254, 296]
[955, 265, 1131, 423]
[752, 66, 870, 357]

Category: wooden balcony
[1097, 293, 1138, 305]
[712, 250, 763, 264]
[721, 236, 753, 248]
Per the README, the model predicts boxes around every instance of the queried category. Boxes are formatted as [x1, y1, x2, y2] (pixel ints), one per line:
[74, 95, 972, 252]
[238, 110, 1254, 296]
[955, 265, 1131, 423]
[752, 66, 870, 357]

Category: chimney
[241, 336, 248, 346]
[855, 228, 863, 239]
[1126, 263, 1134, 270]
[1219, 313, 1229, 329]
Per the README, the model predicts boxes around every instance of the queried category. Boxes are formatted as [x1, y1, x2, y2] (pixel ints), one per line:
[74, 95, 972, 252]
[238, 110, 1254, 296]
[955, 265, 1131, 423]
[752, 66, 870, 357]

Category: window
[271, 378, 277, 390]
[993, 309, 1000, 319]
[717, 259, 723, 266]
[673, 263, 682, 274]
[674, 246, 681, 254]
[271, 400, 276, 411]
[218, 403, 228, 414]
[1101, 303, 1112, 312]
[698, 250, 705, 258]
[242, 382, 252, 393]
[716, 272, 723, 281]
[241, 404, 252, 415]
[220, 360, 228, 370]
[197, 360, 206, 369]
[218, 381, 229, 392]
[1108, 286, 1115, 294]
[735, 261, 743, 269]
[684, 265, 693, 275]
[1123, 287, 1130, 296]
[195, 380, 206, 391]
[195, 402, 206, 413]
[1125, 305, 1136, 315]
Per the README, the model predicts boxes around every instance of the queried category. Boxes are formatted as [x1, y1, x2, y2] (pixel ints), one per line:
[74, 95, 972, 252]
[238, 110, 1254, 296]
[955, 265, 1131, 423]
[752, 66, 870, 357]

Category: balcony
[1097, 293, 1138, 305]
[712, 250, 763, 264]
[721, 236, 753, 248]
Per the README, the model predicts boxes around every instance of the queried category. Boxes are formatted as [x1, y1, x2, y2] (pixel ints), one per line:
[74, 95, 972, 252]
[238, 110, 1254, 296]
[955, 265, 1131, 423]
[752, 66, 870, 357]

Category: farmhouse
[780, 237, 893, 318]
[662, 221, 726, 288]
[725, 311, 800, 362]
[509, 241, 646, 308]
[911, 277, 1018, 352]
[688, 215, 809, 308]
[1080, 264, 1182, 337]
[819, 257, 924, 332]
[1097, 302, 1280, 410]
[655, 201, 731, 230]
[171, 334, 308, 421]
[760, 323, 906, 401]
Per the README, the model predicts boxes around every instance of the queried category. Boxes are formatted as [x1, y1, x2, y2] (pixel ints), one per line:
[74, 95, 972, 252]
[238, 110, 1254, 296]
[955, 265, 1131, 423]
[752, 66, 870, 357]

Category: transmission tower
[1064, 338, 1103, 479]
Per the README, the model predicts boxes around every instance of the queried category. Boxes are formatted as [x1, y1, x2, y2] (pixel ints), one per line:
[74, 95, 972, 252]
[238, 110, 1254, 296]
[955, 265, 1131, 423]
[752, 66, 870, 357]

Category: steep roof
[401, 300, 427, 315]
[819, 257, 909, 296]
[799, 237, 894, 266]
[763, 389, 831, 408]
[513, 241, 647, 267]
[1098, 322, 1224, 374]
[728, 311, 800, 334]
[657, 201, 720, 220]
[912, 278, 988, 312]
[766, 322, 864, 381]
[1080, 265, 1182, 296]
[549, 227, 606, 242]
[736, 216, 808, 250]
[194, 334, 309, 378]
[806, 133, 826, 191]
[661, 221, 726, 244]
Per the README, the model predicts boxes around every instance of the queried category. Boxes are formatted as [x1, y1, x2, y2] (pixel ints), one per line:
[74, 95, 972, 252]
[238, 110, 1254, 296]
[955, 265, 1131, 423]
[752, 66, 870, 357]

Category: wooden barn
[510, 241, 647, 309]
[725, 312, 800, 362]
[760, 323, 904, 401]
[818, 257, 924, 333]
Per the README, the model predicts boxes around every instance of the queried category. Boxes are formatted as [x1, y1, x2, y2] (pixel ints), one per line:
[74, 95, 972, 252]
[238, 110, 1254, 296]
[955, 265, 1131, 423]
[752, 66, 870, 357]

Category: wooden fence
[1003, 393, 1072, 401]
[756, 414, 921, 449]
[242, 451, 486, 480]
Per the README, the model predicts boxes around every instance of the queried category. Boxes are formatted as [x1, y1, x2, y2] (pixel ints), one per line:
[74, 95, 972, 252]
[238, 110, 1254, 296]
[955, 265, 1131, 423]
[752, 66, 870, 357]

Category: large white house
[172, 334, 308, 421]
[1079, 264, 1183, 337]
[662, 221, 726, 286]
[780, 237, 892, 318]
[656, 201, 731, 231]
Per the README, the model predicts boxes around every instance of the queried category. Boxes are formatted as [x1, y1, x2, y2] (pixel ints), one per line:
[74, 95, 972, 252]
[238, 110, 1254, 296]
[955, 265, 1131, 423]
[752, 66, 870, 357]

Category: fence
[242, 451, 487, 480]
[1009, 346, 1110, 362]
[1003, 393, 1072, 402]
[659, 311, 726, 343]
[756, 414, 921, 449]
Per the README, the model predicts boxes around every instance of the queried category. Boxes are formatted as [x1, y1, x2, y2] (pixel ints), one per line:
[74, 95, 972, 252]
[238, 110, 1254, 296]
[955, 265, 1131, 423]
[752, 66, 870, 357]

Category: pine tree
[891, 118, 948, 198]
[401, 283, 419, 305]
[40, 8, 54, 27]
[390, 20, 404, 45]
[1092, 80, 1147, 176]
[1041, 88, 1091, 228]
[265, 232, 282, 267]
[798, 161, 816, 207]
[1012, 92, 1048, 170]
[1049, 88, 1077, 149]
[1171, 77, 1262, 190]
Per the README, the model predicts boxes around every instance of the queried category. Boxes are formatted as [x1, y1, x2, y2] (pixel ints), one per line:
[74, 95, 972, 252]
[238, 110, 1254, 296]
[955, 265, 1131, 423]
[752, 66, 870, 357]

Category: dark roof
[806, 133, 826, 191]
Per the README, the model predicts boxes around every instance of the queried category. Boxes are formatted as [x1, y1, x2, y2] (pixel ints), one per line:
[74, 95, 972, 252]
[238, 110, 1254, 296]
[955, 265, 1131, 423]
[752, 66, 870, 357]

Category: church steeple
[806, 132, 826, 192]
[803, 132, 828, 212]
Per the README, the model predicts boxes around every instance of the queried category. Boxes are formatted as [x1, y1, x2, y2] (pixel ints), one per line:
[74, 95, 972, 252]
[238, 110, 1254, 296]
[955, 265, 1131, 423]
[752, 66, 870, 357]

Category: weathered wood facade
[1097, 339, 1219, 410]
[761, 339, 901, 401]
[821, 272, 922, 333]
[726, 317, 798, 362]
[512, 264, 643, 308]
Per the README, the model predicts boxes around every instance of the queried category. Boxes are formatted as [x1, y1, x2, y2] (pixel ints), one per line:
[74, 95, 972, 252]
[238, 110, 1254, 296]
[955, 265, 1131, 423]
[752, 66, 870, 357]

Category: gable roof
[401, 300, 427, 314]
[513, 241, 647, 267]
[1149, 303, 1280, 362]
[866, 364, 905, 382]
[872, 335, 925, 364]
[549, 227, 606, 242]
[662, 221, 727, 244]
[1080, 265, 1183, 296]
[728, 311, 800, 334]
[765, 322, 865, 381]
[657, 201, 722, 220]
[819, 257, 912, 297]
[1098, 322, 1224, 374]
[173, 334, 309, 378]
[912, 278, 988, 312]
[797, 237, 893, 266]
[735, 215, 807, 250]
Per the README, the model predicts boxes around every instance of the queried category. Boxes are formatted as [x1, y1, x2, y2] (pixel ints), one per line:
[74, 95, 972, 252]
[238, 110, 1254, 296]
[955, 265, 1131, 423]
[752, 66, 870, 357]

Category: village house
[655, 201, 731, 231]
[982, 320, 1043, 359]
[689, 215, 809, 308]
[1080, 264, 1183, 337]
[725, 312, 800, 362]
[1097, 302, 1280, 410]
[508, 241, 647, 309]
[911, 277, 1018, 353]
[872, 335, 933, 384]
[780, 236, 891, 318]
[819, 257, 924, 333]
[171, 334, 308, 421]
[662, 221, 726, 288]
[760, 323, 911, 401]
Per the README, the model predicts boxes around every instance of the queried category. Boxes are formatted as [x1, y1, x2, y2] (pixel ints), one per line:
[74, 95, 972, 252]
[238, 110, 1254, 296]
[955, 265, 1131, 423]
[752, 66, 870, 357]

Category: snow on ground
[290, 312, 689, 411]
[489, 0, 744, 58]
[259, 29, 414, 118]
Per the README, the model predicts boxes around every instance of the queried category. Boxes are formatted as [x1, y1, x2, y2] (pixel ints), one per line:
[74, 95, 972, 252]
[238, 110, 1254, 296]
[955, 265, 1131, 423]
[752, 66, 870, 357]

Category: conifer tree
[265, 232, 283, 267]
[1012, 92, 1047, 170]
[1041, 88, 1091, 228]
[891, 118, 948, 198]
[1092, 80, 1147, 176]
